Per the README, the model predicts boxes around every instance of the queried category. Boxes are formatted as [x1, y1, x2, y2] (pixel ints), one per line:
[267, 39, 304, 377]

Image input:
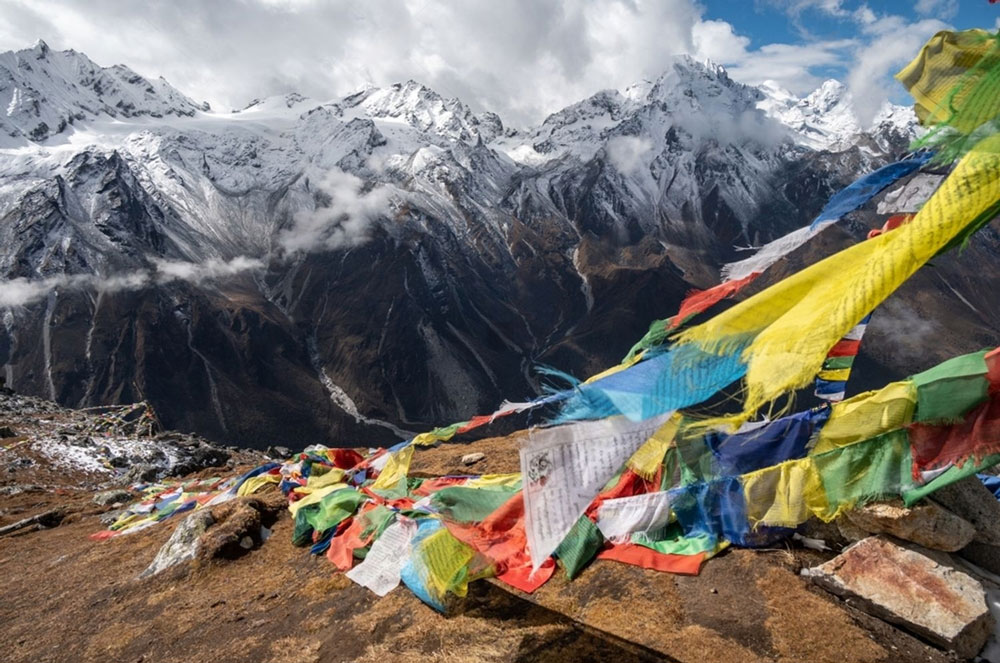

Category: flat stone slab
[844, 499, 975, 551]
[803, 536, 994, 658]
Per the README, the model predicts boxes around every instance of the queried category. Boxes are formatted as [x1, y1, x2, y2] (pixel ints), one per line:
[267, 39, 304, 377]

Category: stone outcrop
[199, 492, 285, 559]
[802, 536, 994, 658]
[843, 499, 976, 552]
[931, 477, 1000, 547]
[140, 510, 215, 578]
[929, 477, 1000, 577]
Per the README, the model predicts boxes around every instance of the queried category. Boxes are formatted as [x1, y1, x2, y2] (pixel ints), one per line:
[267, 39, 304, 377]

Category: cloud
[719, 39, 855, 96]
[605, 136, 653, 176]
[0, 256, 263, 308]
[692, 19, 750, 63]
[278, 169, 392, 254]
[847, 17, 948, 125]
[0, 0, 700, 127]
[0, 0, 960, 133]
[151, 256, 266, 284]
[758, 0, 855, 38]
[914, 0, 957, 20]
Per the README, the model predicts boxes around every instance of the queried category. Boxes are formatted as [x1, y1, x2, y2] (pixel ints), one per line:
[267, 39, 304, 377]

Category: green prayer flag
[903, 453, 1000, 506]
[912, 350, 988, 423]
[822, 355, 855, 370]
[554, 516, 604, 579]
[432, 486, 518, 523]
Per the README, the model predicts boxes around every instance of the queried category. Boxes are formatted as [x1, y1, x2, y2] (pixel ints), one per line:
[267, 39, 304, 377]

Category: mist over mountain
[1, 40, 995, 448]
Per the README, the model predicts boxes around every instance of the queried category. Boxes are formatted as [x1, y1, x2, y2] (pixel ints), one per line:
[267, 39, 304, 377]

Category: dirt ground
[0, 436, 964, 662]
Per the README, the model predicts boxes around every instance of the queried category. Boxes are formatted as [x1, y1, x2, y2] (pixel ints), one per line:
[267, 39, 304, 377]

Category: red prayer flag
[668, 272, 761, 330]
[597, 542, 706, 575]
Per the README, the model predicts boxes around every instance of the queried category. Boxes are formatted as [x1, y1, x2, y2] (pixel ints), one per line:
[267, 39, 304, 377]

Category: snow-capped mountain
[757, 78, 918, 151]
[1, 43, 994, 448]
[0, 40, 207, 146]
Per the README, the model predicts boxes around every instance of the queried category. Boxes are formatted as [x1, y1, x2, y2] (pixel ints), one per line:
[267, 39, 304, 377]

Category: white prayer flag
[596, 491, 673, 543]
[346, 517, 417, 596]
[521, 412, 674, 569]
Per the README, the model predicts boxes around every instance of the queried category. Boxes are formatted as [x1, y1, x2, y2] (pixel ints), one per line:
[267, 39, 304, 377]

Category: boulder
[199, 492, 286, 559]
[119, 464, 159, 485]
[836, 516, 870, 544]
[266, 445, 292, 460]
[802, 536, 994, 658]
[98, 509, 124, 526]
[93, 489, 133, 506]
[167, 442, 230, 477]
[139, 510, 214, 578]
[929, 477, 1000, 546]
[843, 499, 975, 552]
[959, 542, 1000, 577]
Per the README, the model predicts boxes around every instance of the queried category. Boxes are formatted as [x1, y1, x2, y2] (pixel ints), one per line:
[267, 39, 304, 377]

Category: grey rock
[99, 509, 124, 526]
[119, 464, 160, 485]
[140, 510, 214, 578]
[168, 443, 230, 477]
[959, 542, 1000, 578]
[844, 499, 976, 552]
[929, 477, 1000, 546]
[265, 446, 291, 460]
[0, 425, 17, 437]
[7, 458, 33, 472]
[93, 489, 133, 506]
[803, 536, 994, 658]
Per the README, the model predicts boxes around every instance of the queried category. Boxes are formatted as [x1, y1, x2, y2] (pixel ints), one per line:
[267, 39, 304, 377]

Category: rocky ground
[0, 390, 263, 491]
[0, 392, 996, 662]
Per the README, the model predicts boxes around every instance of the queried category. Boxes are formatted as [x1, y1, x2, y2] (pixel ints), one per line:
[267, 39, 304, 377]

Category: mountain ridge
[2, 42, 989, 449]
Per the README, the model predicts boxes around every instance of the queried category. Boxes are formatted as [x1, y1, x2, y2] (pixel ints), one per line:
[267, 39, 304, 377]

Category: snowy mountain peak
[236, 92, 310, 113]
[802, 79, 849, 113]
[757, 78, 915, 151]
[757, 80, 796, 103]
[343, 79, 503, 144]
[646, 55, 762, 112]
[0, 42, 206, 145]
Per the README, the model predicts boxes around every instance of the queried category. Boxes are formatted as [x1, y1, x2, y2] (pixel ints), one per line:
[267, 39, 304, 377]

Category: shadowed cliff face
[4, 46, 988, 449]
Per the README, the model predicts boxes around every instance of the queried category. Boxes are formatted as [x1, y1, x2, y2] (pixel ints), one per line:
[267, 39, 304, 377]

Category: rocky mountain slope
[1, 41, 994, 447]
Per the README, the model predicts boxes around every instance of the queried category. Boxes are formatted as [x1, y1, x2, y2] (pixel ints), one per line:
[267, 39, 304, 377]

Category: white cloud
[0, 256, 263, 308]
[915, 0, 958, 20]
[847, 17, 948, 125]
[719, 39, 855, 95]
[605, 136, 653, 176]
[0, 0, 959, 131]
[0, 0, 700, 127]
[692, 19, 750, 63]
[151, 256, 266, 285]
[278, 169, 392, 254]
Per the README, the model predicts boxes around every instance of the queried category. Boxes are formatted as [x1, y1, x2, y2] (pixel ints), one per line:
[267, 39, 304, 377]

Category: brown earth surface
[0, 434, 962, 663]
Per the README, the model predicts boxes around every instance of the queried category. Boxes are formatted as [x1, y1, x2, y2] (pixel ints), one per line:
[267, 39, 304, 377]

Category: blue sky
[0, 0, 995, 126]
[704, 1, 997, 86]
[707, 1, 994, 46]
[694, 0, 998, 122]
